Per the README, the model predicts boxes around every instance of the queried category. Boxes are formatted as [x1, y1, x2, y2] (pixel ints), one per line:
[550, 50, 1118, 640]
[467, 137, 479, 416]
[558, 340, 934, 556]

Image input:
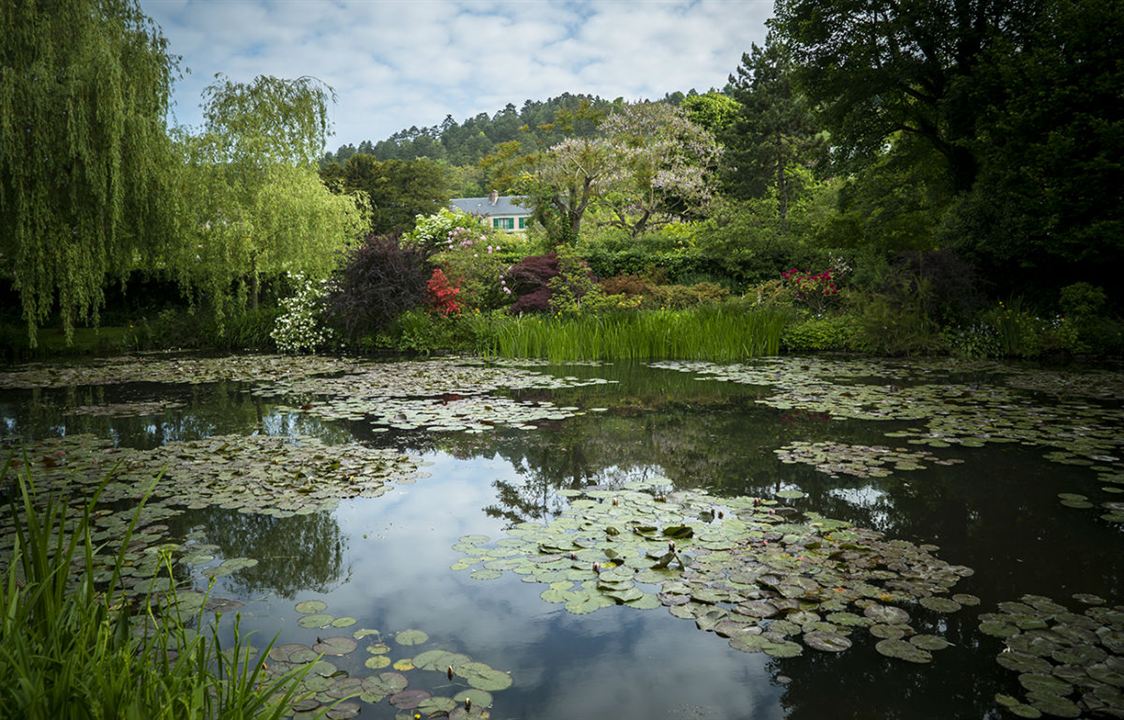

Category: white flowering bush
[271, 273, 335, 353]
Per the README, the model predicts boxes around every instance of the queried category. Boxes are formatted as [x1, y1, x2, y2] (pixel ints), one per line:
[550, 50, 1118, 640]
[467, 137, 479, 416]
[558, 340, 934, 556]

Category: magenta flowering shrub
[781, 267, 841, 315]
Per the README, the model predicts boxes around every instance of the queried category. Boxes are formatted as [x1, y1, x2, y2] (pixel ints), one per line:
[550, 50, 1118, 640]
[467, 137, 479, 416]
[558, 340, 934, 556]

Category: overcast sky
[142, 0, 773, 150]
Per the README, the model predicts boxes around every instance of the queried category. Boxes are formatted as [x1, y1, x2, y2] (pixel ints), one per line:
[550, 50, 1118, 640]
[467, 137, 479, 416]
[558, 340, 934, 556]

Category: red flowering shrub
[781, 267, 840, 315]
[427, 268, 461, 316]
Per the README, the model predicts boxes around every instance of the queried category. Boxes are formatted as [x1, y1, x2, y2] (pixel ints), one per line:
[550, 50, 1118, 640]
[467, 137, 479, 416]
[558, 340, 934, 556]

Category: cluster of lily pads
[264, 599, 510, 719]
[65, 400, 185, 417]
[3, 433, 421, 519]
[252, 359, 613, 435]
[775, 441, 963, 479]
[652, 358, 1124, 525]
[299, 395, 588, 433]
[0, 354, 357, 390]
[451, 478, 976, 662]
[980, 593, 1123, 718]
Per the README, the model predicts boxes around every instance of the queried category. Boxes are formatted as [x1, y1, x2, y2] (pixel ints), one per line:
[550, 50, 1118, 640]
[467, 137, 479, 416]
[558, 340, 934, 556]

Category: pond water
[1, 355, 1122, 720]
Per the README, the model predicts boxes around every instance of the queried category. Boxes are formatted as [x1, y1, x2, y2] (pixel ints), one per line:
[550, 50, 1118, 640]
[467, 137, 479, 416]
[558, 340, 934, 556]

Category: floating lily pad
[875, 638, 932, 664]
[298, 614, 334, 629]
[295, 600, 327, 614]
[803, 631, 851, 652]
[395, 629, 429, 646]
[364, 655, 391, 670]
[453, 689, 493, 708]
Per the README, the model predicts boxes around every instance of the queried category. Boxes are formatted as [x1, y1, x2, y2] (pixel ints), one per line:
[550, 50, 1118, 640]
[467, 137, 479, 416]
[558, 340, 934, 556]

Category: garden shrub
[854, 293, 943, 356]
[325, 233, 429, 340]
[426, 268, 461, 316]
[431, 232, 526, 311]
[1059, 282, 1124, 354]
[505, 253, 560, 314]
[401, 207, 492, 257]
[271, 273, 334, 353]
[781, 314, 862, 352]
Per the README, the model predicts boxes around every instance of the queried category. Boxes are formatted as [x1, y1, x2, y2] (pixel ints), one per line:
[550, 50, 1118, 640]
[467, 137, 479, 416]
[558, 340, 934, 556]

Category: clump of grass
[0, 462, 310, 719]
[481, 305, 791, 362]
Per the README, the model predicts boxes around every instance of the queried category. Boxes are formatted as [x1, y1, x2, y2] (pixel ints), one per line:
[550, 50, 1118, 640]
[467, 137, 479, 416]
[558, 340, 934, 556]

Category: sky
[141, 0, 773, 151]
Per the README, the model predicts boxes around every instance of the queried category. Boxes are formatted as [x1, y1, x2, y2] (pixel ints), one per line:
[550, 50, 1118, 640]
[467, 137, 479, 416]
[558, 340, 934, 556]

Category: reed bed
[481, 306, 791, 362]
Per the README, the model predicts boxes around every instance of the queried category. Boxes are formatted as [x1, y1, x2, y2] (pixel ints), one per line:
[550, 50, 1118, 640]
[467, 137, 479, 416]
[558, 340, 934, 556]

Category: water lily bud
[465, 698, 473, 711]
[668, 541, 676, 552]
[592, 562, 601, 574]
[569, 552, 577, 561]
[611, 498, 619, 506]
[717, 510, 724, 519]
[447, 665, 454, 680]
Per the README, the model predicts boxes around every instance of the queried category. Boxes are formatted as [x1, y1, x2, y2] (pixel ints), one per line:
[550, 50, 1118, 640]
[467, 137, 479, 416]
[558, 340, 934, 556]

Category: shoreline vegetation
[0, 466, 312, 719]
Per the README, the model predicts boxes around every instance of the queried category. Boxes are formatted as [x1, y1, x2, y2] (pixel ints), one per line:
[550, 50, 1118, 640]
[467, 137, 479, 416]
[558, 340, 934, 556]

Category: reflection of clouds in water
[829, 485, 891, 531]
[234, 450, 787, 720]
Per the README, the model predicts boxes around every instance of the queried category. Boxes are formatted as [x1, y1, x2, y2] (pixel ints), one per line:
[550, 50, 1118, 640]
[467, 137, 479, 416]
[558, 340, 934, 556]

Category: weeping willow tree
[169, 75, 368, 328]
[0, 0, 178, 345]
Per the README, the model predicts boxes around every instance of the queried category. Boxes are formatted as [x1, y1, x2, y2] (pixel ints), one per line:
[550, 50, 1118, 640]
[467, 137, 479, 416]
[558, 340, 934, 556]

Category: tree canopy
[0, 0, 178, 344]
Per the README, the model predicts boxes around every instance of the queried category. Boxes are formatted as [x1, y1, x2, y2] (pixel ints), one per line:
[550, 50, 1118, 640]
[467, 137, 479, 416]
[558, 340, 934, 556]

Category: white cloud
[142, 0, 772, 149]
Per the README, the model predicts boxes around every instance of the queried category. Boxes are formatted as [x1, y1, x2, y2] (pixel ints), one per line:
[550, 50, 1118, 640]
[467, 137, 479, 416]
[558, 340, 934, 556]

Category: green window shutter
[492, 218, 502, 229]
[518, 217, 527, 229]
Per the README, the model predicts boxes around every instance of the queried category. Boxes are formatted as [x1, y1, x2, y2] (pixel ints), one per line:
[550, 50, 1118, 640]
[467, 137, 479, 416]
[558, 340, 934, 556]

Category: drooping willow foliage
[0, 0, 178, 345]
[168, 75, 368, 328]
[1, 2, 368, 343]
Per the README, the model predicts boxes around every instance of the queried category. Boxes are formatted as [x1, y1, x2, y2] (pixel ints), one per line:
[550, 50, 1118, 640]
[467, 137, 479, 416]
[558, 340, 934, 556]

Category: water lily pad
[910, 634, 951, 651]
[802, 631, 851, 652]
[364, 655, 391, 670]
[417, 697, 458, 714]
[457, 662, 513, 691]
[875, 639, 932, 664]
[393, 658, 415, 671]
[865, 605, 911, 625]
[920, 596, 962, 613]
[295, 600, 327, 614]
[395, 629, 429, 646]
[389, 689, 431, 709]
[776, 489, 806, 500]
[298, 614, 334, 629]
[454, 689, 494, 708]
[313, 637, 357, 656]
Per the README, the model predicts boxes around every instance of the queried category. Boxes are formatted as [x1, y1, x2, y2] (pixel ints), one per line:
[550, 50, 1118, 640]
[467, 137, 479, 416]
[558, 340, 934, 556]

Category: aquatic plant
[980, 593, 1123, 718]
[0, 464, 309, 719]
[485, 306, 790, 362]
[451, 478, 975, 662]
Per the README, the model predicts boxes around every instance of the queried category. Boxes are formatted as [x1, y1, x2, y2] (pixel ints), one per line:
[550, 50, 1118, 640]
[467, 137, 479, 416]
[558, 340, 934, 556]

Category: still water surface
[1, 357, 1121, 719]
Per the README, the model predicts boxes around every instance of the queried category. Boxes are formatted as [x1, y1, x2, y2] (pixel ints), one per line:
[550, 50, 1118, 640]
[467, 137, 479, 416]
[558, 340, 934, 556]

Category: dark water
[1, 359, 1121, 720]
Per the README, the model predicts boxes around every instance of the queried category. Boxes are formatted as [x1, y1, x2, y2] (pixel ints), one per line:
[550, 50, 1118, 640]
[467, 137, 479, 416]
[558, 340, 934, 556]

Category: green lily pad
[395, 629, 429, 646]
[453, 689, 494, 708]
[802, 631, 851, 652]
[875, 639, 932, 664]
[295, 600, 327, 614]
[298, 614, 334, 629]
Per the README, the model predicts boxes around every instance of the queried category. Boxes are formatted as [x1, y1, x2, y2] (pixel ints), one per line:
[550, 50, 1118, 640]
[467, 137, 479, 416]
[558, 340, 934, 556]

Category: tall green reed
[0, 461, 312, 720]
[480, 306, 791, 362]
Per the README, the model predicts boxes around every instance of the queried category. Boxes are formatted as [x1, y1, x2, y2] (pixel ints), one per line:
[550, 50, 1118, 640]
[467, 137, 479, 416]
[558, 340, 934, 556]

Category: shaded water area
[1, 354, 1122, 719]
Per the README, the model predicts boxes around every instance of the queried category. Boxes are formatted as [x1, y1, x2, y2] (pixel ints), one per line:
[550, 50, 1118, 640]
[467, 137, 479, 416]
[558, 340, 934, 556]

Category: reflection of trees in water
[177, 508, 347, 598]
[0, 382, 352, 449]
[769, 612, 999, 719]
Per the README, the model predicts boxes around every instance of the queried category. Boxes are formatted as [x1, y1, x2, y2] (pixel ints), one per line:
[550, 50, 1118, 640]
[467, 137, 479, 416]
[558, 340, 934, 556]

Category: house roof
[450, 195, 530, 217]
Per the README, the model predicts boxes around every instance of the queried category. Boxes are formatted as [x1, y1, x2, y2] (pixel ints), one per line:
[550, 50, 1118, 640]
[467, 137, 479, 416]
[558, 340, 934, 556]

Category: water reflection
[2, 358, 1122, 720]
[173, 508, 348, 598]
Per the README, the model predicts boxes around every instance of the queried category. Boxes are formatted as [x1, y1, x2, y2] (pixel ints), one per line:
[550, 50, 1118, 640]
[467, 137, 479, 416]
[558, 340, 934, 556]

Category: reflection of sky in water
[828, 485, 891, 530]
[3, 360, 1123, 720]
[223, 452, 784, 720]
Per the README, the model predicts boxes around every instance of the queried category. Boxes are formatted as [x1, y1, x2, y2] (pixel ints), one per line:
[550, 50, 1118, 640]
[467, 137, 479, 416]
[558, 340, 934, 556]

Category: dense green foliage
[3, 0, 1120, 361]
[0, 466, 309, 719]
[0, 0, 177, 345]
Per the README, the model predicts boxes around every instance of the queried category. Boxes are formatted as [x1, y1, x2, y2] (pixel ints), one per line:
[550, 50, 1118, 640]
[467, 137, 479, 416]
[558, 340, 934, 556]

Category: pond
[1, 354, 1122, 720]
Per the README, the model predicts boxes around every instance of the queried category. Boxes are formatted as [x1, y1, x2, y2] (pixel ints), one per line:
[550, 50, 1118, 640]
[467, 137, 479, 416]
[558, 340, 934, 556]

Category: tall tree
[171, 75, 367, 321]
[0, 0, 177, 345]
[523, 138, 619, 246]
[773, 0, 1040, 193]
[320, 154, 450, 234]
[600, 102, 720, 237]
[723, 31, 824, 225]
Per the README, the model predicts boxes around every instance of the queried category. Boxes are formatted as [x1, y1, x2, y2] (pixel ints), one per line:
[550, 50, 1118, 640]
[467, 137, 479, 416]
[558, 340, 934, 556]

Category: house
[450, 191, 532, 232]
